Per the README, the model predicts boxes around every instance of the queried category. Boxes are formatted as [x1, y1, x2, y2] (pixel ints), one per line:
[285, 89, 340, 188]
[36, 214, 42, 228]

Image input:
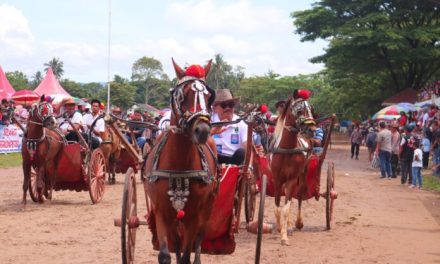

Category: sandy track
[1, 133, 439, 264]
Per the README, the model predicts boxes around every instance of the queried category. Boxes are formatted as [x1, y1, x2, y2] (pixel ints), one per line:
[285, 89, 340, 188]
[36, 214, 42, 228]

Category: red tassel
[259, 104, 268, 113]
[177, 210, 185, 219]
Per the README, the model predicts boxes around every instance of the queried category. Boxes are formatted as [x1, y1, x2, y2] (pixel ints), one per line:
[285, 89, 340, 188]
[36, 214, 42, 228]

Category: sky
[0, 0, 327, 83]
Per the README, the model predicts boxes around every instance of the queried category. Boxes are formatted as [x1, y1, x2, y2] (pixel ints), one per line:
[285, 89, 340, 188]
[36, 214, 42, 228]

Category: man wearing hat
[211, 89, 247, 165]
[57, 97, 83, 142]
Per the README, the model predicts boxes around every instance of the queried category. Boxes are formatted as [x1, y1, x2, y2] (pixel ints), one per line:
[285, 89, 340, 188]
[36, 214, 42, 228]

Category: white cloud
[166, 0, 288, 34]
[0, 4, 34, 57]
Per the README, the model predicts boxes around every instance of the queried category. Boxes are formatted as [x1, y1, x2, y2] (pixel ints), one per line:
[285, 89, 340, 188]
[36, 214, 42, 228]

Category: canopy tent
[34, 68, 71, 104]
[381, 88, 418, 106]
[0, 66, 16, 100]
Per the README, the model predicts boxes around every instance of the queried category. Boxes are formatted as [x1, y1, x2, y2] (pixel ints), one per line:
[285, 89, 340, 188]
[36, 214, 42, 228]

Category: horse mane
[273, 97, 293, 147]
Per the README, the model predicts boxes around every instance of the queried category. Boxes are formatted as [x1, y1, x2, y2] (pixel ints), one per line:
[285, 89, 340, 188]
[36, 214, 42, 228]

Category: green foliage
[109, 75, 136, 110]
[423, 174, 440, 193]
[44, 57, 64, 79]
[131, 56, 170, 105]
[293, 0, 440, 92]
[206, 54, 244, 92]
[61, 79, 83, 98]
[30, 71, 43, 89]
[0, 153, 22, 168]
[6, 71, 29, 90]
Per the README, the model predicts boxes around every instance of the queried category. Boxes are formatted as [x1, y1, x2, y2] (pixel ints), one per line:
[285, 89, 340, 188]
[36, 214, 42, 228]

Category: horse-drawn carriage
[111, 59, 338, 264]
[14, 98, 107, 205]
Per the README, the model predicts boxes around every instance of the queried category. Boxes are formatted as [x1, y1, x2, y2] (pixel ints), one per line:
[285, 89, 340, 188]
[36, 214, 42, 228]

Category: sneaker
[418, 186, 422, 190]
[380, 176, 386, 179]
[408, 185, 415, 188]
[387, 177, 392, 180]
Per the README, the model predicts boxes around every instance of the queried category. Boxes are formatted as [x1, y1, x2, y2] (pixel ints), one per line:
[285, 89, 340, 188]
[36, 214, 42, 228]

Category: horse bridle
[170, 78, 215, 132]
[28, 102, 55, 127]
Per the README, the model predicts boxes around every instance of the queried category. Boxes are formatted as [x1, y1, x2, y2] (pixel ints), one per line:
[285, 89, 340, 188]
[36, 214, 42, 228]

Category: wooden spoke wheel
[255, 174, 267, 264]
[121, 168, 137, 264]
[326, 162, 336, 230]
[88, 148, 107, 204]
[29, 165, 40, 203]
[244, 169, 256, 223]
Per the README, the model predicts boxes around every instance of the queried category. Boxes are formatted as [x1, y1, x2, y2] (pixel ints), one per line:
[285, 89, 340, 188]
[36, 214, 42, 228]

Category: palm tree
[44, 57, 64, 79]
[30, 71, 43, 89]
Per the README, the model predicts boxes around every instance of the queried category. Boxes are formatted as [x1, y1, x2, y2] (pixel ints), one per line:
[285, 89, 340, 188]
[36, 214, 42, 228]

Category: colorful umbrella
[396, 102, 418, 112]
[372, 105, 407, 120]
[11, 89, 40, 106]
[73, 97, 86, 106]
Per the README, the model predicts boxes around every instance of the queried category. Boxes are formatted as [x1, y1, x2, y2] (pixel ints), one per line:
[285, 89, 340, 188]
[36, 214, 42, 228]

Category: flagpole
[106, 0, 112, 113]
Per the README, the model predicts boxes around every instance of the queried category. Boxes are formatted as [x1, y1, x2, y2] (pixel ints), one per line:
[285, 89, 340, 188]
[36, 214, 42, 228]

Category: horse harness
[147, 131, 219, 213]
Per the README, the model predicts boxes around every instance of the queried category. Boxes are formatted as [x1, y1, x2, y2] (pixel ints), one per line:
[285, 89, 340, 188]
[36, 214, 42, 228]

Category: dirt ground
[1, 133, 439, 264]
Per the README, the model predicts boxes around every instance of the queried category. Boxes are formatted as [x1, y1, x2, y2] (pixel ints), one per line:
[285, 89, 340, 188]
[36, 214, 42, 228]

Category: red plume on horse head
[171, 58, 212, 80]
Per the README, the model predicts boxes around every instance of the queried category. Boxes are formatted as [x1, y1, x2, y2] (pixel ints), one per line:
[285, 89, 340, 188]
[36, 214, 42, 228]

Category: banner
[0, 124, 23, 153]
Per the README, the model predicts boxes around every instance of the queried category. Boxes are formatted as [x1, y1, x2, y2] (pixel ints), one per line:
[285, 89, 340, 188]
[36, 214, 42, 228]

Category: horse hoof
[281, 239, 290, 246]
[295, 222, 304, 230]
[287, 228, 294, 236]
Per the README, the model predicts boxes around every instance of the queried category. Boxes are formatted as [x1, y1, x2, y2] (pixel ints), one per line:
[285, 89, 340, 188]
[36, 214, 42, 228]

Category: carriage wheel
[121, 167, 137, 264]
[244, 170, 256, 223]
[88, 148, 107, 204]
[326, 162, 335, 230]
[29, 166, 40, 203]
[255, 174, 267, 264]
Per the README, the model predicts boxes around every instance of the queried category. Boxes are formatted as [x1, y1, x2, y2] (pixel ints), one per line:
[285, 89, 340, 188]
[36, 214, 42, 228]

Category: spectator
[410, 141, 423, 189]
[366, 127, 377, 162]
[390, 123, 401, 178]
[350, 124, 362, 160]
[430, 121, 440, 176]
[421, 132, 430, 169]
[376, 121, 392, 179]
[399, 126, 415, 184]
[398, 111, 408, 128]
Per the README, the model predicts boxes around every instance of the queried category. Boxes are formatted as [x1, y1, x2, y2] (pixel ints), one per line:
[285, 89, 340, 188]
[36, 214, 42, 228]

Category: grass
[423, 174, 440, 193]
[0, 152, 22, 168]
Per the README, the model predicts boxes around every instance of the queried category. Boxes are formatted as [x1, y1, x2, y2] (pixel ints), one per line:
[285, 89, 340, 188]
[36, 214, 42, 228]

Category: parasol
[11, 90, 39, 106]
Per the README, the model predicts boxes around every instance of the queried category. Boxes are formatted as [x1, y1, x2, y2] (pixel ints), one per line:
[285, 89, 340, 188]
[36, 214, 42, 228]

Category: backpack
[366, 133, 376, 148]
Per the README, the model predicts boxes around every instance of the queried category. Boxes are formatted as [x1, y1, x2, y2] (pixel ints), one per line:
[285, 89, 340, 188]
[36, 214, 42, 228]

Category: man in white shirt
[57, 97, 83, 142]
[210, 89, 247, 165]
[82, 99, 105, 149]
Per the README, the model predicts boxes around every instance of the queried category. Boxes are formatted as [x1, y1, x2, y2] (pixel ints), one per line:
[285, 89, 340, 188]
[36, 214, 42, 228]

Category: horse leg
[193, 232, 204, 264]
[36, 166, 45, 203]
[175, 234, 182, 264]
[21, 161, 31, 207]
[156, 214, 171, 264]
[273, 181, 282, 233]
[295, 199, 304, 230]
[280, 200, 291, 246]
[46, 161, 57, 201]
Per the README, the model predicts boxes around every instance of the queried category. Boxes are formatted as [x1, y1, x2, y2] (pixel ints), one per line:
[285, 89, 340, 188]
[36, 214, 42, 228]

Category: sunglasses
[219, 102, 235, 109]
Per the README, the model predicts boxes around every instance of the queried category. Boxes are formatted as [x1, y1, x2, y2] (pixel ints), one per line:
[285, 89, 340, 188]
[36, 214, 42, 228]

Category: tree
[131, 56, 169, 105]
[6, 71, 29, 90]
[61, 79, 85, 98]
[30, 71, 43, 89]
[44, 57, 64, 79]
[293, 0, 440, 92]
[110, 75, 136, 110]
[206, 54, 244, 92]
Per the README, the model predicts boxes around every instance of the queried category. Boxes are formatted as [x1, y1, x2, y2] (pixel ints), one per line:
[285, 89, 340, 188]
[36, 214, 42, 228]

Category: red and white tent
[0, 66, 16, 100]
[34, 68, 71, 103]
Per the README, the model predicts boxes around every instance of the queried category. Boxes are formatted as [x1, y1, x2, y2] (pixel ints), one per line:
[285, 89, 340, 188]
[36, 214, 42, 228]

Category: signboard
[0, 124, 23, 153]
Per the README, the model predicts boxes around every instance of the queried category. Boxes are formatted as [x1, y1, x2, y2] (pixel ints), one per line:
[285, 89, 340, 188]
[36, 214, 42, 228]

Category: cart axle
[114, 216, 147, 228]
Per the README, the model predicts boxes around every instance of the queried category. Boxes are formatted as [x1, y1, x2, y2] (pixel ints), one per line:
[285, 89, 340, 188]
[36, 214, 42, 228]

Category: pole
[106, 0, 112, 113]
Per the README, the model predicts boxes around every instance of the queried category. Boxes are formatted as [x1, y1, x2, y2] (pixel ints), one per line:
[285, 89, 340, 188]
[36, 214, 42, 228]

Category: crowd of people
[349, 104, 440, 190]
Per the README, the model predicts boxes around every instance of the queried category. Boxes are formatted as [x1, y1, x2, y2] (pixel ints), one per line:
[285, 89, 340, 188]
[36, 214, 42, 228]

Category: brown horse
[144, 59, 217, 264]
[270, 96, 313, 245]
[21, 95, 64, 205]
[99, 123, 121, 184]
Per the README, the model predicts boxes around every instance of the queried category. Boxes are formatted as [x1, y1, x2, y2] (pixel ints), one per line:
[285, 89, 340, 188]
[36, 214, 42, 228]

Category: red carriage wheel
[255, 174, 267, 264]
[326, 161, 336, 230]
[29, 166, 40, 203]
[121, 167, 137, 264]
[244, 169, 256, 223]
[88, 148, 107, 204]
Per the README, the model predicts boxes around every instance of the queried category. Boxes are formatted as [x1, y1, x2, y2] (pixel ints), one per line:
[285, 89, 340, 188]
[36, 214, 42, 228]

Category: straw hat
[213, 89, 240, 106]
[62, 97, 76, 106]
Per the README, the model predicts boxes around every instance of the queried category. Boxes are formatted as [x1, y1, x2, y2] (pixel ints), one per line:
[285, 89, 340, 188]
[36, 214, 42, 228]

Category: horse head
[29, 95, 57, 129]
[170, 58, 215, 144]
[289, 98, 314, 132]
